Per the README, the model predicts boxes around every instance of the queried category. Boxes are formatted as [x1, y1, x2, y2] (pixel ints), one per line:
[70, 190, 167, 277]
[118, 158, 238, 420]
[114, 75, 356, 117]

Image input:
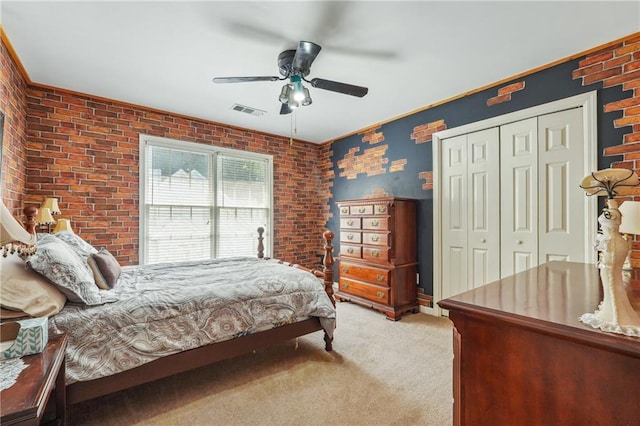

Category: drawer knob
[371, 220, 379, 227]
[347, 220, 354, 226]
[358, 207, 365, 213]
[376, 291, 385, 299]
[343, 283, 349, 289]
[347, 234, 354, 240]
[376, 274, 385, 281]
[342, 267, 350, 273]
[341, 208, 348, 214]
[347, 248, 354, 254]
[372, 251, 379, 257]
[377, 206, 387, 213]
[371, 235, 379, 242]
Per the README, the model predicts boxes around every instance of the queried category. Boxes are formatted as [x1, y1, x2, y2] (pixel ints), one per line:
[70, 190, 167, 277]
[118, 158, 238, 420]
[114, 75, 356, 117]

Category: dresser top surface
[438, 262, 640, 352]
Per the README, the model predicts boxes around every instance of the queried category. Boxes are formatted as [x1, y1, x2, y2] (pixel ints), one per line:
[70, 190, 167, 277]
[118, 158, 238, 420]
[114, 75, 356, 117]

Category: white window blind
[140, 136, 272, 264]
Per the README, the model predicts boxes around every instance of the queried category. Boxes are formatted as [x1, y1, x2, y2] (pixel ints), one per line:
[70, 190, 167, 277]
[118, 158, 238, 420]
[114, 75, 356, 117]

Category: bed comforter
[48, 257, 336, 384]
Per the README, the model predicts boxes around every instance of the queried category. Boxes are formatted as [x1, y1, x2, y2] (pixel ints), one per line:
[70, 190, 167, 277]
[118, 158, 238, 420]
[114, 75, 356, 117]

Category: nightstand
[0, 333, 68, 425]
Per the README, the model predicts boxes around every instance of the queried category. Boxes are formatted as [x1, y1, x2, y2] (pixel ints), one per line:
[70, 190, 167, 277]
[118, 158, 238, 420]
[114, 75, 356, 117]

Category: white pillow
[0, 254, 67, 317]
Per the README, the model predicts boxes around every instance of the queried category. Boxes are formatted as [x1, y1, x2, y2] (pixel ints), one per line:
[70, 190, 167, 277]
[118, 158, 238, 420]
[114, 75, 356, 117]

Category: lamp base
[580, 265, 640, 336]
[580, 199, 640, 337]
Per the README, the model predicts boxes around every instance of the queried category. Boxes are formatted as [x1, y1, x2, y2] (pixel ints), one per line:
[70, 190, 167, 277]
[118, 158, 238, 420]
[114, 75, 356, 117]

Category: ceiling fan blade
[213, 76, 280, 84]
[309, 78, 369, 98]
[279, 103, 293, 115]
[292, 41, 322, 74]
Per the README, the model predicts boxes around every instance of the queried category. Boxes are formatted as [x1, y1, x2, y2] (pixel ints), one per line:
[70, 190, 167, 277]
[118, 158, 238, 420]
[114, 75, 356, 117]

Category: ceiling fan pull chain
[290, 113, 294, 145]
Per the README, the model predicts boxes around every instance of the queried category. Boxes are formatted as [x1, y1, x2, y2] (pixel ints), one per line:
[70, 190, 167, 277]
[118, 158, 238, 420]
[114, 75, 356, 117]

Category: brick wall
[0, 38, 28, 213]
[573, 34, 640, 266]
[21, 86, 326, 267]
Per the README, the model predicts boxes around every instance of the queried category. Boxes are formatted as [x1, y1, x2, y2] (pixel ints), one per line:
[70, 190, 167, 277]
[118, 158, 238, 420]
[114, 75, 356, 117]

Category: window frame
[139, 134, 274, 264]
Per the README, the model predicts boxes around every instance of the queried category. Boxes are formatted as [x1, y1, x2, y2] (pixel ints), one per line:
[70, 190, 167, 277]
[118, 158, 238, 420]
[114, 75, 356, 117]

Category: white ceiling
[2, 1, 639, 144]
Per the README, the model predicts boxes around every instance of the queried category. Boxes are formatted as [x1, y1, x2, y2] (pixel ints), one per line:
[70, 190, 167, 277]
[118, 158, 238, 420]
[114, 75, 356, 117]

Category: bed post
[321, 230, 335, 307]
[23, 206, 38, 235]
[257, 227, 264, 259]
[321, 230, 335, 352]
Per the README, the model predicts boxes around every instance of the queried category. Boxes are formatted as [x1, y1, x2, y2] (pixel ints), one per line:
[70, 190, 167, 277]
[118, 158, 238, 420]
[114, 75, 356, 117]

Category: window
[140, 135, 272, 264]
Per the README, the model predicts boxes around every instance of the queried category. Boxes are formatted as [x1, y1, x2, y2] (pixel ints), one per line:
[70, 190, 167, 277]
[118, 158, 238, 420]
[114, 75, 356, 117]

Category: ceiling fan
[212, 41, 368, 115]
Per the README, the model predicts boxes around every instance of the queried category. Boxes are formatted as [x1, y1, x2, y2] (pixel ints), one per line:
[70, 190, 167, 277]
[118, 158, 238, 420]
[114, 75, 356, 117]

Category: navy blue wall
[327, 52, 633, 297]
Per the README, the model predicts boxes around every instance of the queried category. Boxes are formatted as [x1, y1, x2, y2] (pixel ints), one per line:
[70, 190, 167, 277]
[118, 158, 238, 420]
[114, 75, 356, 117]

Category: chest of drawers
[335, 197, 418, 320]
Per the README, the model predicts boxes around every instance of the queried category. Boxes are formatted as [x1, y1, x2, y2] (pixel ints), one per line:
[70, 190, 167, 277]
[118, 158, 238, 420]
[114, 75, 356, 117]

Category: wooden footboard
[257, 227, 335, 307]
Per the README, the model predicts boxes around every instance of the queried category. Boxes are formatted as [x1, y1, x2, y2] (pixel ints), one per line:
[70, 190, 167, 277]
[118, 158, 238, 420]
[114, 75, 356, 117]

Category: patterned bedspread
[48, 257, 336, 384]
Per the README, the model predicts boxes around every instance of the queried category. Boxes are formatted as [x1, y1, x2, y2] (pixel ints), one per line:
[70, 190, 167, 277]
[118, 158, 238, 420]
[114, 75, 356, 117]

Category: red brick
[617, 42, 640, 56]
[497, 81, 525, 95]
[578, 51, 614, 68]
[604, 97, 640, 112]
[582, 67, 622, 85]
[487, 94, 511, 106]
[604, 69, 640, 87]
[572, 63, 603, 78]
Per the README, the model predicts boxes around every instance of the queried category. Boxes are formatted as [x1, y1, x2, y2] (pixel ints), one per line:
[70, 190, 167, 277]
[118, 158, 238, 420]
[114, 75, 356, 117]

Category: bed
[1, 208, 336, 404]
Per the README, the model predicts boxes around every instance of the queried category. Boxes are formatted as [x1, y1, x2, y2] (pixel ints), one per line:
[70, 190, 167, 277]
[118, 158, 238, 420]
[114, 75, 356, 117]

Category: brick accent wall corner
[573, 33, 640, 266]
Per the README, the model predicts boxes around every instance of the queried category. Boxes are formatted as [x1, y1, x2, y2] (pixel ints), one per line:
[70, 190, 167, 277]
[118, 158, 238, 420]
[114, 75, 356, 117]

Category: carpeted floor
[67, 302, 454, 426]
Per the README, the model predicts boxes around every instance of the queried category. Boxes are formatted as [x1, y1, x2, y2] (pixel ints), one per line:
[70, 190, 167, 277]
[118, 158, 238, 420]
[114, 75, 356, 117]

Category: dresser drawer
[339, 261, 389, 286]
[351, 205, 373, 215]
[362, 217, 388, 230]
[340, 243, 362, 259]
[339, 278, 389, 305]
[363, 246, 389, 263]
[341, 231, 361, 244]
[340, 217, 362, 230]
[363, 232, 388, 246]
[374, 204, 390, 215]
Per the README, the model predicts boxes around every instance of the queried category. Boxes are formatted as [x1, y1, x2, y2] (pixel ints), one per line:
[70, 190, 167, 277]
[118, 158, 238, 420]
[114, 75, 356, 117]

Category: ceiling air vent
[231, 104, 266, 117]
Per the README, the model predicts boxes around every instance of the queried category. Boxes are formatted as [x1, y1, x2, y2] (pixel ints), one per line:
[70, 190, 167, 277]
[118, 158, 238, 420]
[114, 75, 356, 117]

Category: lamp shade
[580, 168, 640, 198]
[53, 219, 73, 234]
[41, 198, 61, 215]
[1, 199, 37, 254]
[35, 208, 55, 225]
[619, 201, 640, 235]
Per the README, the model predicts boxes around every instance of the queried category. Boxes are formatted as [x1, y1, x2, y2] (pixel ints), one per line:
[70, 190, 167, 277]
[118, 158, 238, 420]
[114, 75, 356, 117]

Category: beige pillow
[0, 255, 67, 317]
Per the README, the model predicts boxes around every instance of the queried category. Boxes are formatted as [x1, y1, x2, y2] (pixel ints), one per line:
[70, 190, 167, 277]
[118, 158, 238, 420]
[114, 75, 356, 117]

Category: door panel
[467, 128, 500, 287]
[538, 108, 585, 263]
[442, 135, 468, 299]
[500, 118, 538, 278]
[442, 129, 500, 297]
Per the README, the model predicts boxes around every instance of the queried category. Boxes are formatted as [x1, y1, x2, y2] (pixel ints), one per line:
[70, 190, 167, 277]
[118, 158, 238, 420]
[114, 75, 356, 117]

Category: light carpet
[67, 302, 454, 426]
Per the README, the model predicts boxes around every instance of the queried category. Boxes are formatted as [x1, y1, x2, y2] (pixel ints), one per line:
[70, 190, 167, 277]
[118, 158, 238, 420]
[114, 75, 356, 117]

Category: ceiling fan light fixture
[301, 87, 312, 106]
[279, 84, 293, 104]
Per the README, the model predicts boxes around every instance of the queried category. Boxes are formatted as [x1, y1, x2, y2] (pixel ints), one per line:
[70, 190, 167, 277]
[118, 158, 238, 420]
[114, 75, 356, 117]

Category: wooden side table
[1, 333, 68, 425]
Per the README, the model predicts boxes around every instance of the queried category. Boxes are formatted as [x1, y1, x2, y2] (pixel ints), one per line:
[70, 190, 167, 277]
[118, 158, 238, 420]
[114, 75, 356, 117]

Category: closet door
[441, 134, 468, 299]
[467, 128, 500, 288]
[442, 128, 500, 298]
[538, 108, 585, 263]
[500, 117, 538, 277]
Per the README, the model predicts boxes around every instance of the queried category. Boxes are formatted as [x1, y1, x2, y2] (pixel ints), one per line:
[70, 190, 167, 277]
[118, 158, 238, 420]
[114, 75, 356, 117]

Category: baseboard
[419, 305, 438, 316]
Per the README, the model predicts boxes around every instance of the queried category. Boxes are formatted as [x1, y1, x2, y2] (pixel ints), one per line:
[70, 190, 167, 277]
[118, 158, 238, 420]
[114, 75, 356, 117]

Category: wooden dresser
[438, 262, 640, 426]
[335, 197, 418, 320]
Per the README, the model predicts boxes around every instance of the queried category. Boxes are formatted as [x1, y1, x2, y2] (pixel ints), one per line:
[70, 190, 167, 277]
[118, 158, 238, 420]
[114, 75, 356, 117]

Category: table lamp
[579, 168, 640, 336]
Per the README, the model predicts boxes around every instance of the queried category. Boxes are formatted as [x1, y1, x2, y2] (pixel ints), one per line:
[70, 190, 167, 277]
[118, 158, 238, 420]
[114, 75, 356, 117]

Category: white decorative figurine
[579, 168, 640, 336]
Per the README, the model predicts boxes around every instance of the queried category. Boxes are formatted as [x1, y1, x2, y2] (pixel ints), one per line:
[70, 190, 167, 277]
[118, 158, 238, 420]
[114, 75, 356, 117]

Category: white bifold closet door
[441, 128, 500, 300]
[442, 107, 585, 298]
